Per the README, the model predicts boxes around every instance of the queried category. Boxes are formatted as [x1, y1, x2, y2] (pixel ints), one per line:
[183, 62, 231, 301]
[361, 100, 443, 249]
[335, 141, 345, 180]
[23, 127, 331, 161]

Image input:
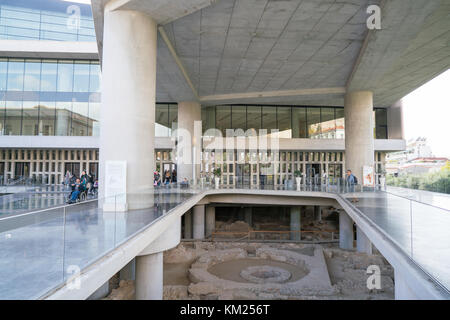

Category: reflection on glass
[23, 60, 41, 91]
[40, 60, 57, 91]
[7, 59, 24, 91]
[5, 100, 22, 135]
[336, 108, 345, 139]
[216, 105, 231, 137]
[39, 101, 55, 136]
[71, 102, 88, 136]
[0, 58, 7, 91]
[88, 102, 100, 137]
[202, 106, 215, 135]
[55, 101, 71, 136]
[247, 106, 261, 132]
[168, 104, 178, 136]
[277, 107, 291, 138]
[262, 106, 277, 132]
[73, 61, 90, 92]
[22, 101, 39, 135]
[307, 107, 321, 138]
[292, 107, 307, 138]
[320, 107, 335, 139]
[89, 63, 101, 92]
[232, 105, 246, 132]
[57, 61, 73, 92]
[155, 104, 169, 137]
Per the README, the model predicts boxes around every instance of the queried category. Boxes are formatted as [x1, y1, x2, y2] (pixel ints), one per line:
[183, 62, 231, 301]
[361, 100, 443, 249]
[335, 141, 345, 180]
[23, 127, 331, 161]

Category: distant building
[386, 138, 447, 175]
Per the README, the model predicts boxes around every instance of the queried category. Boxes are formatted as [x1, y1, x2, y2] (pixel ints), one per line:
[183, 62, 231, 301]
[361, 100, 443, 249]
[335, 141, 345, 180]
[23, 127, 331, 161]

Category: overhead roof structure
[91, 0, 450, 106]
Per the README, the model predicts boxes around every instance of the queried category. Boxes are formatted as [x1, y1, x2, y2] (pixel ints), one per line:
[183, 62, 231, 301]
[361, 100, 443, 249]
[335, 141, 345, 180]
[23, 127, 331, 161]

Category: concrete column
[205, 206, 215, 237]
[244, 207, 252, 227]
[339, 211, 354, 250]
[356, 226, 373, 255]
[177, 102, 202, 184]
[99, 8, 157, 210]
[135, 252, 163, 300]
[184, 209, 192, 239]
[290, 207, 301, 241]
[314, 206, 321, 221]
[344, 91, 374, 182]
[394, 269, 419, 300]
[119, 258, 136, 281]
[193, 205, 205, 239]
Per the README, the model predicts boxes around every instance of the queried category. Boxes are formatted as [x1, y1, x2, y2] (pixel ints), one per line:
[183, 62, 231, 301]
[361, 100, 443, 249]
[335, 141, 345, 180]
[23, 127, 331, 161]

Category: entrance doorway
[65, 162, 80, 177]
[306, 163, 321, 185]
[236, 164, 250, 187]
[14, 162, 30, 179]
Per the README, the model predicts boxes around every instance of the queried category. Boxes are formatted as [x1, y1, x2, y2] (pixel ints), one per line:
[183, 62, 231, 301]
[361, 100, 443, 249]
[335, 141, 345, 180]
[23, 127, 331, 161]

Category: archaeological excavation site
[104, 205, 395, 300]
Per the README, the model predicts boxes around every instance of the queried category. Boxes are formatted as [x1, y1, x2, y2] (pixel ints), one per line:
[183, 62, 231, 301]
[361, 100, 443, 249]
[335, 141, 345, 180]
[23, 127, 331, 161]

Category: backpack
[353, 175, 358, 185]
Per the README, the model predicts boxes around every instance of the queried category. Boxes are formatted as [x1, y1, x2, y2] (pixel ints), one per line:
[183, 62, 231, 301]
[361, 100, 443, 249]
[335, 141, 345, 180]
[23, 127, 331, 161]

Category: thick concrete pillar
[135, 252, 163, 300]
[244, 207, 252, 227]
[314, 206, 321, 221]
[205, 206, 215, 237]
[193, 205, 205, 239]
[99, 8, 157, 210]
[394, 269, 419, 300]
[344, 91, 374, 182]
[356, 226, 373, 254]
[184, 209, 192, 239]
[119, 258, 136, 281]
[339, 211, 354, 250]
[177, 102, 202, 184]
[290, 207, 301, 241]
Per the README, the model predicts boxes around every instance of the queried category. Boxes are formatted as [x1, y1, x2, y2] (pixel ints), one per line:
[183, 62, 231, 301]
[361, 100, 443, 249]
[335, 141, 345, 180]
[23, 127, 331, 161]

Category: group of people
[154, 169, 177, 186]
[63, 170, 98, 204]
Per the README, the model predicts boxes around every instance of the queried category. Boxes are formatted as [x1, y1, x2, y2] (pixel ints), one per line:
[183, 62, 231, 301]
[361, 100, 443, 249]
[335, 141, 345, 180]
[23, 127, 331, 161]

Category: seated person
[180, 178, 189, 188]
[68, 178, 84, 203]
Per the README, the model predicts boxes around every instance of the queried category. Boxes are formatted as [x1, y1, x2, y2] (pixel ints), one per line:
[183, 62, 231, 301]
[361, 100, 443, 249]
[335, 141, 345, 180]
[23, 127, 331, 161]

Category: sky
[402, 68, 450, 158]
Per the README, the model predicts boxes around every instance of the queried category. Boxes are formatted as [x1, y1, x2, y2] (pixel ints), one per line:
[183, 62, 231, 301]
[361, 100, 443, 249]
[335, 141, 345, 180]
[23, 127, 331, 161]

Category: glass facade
[0, 0, 95, 41]
[155, 103, 178, 137]
[202, 105, 387, 139]
[0, 58, 101, 136]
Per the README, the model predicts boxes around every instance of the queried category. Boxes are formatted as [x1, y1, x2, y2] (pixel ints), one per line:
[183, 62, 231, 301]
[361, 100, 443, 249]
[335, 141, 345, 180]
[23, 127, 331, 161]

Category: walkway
[0, 185, 448, 299]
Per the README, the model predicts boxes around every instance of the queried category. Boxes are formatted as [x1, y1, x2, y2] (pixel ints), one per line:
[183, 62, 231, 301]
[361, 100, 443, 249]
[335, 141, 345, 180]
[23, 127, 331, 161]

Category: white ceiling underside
[92, 0, 450, 107]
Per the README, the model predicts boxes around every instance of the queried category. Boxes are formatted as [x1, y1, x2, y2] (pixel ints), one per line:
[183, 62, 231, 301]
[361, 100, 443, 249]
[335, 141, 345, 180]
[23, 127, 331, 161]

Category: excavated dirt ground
[105, 241, 395, 300]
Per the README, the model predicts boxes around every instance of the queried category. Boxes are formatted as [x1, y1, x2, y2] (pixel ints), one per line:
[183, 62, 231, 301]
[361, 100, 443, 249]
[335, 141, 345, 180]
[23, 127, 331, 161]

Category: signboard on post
[363, 165, 375, 187]
[104, 160, 127, 211]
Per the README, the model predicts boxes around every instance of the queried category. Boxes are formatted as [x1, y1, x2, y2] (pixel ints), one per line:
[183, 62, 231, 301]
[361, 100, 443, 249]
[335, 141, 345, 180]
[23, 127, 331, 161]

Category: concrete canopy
[92, 0, 450, 107]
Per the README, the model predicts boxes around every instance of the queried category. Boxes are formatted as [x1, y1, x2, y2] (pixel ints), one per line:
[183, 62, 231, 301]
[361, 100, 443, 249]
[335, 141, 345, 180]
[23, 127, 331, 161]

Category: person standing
[346, 169, 359, 203]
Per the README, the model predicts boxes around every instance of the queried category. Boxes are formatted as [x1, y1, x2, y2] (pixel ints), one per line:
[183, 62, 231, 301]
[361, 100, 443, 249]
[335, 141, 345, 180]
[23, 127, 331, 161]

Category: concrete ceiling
[92, 0, 450, 107]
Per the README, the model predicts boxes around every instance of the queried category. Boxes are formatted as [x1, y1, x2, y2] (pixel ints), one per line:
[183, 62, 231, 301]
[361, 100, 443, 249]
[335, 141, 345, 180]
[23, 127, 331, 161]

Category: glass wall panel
[202, 106, 215, 135]
[168, 104, 178, 136]
[71, 102, 88, 136]
[88, 102, 100, 137]
[246, 106, 261, 133]
[6, 59, 24, 91]
[5, 100, 22, 135]
[307, 107, 321, 138]
[21, 101, 39, 135]
[155, 104, 169, 137]
[262, 106, 277, 132]
[292, 107, 307, 138]
[73, 61, 90, 92]
[374, 108, 387, 139]
[335, 108, 345, 139]
[40, 60, 57, 91]
[320, 107, 336, 139]
[0, 99, 5, 134]
[57, 61, 73, 92]
[277, 107, 291, 138]
[0, 58, 7, 91]
[39, 101, 55, 136]
[55, 101, 71, 136]
[89, 63, 101, 92]
[216, 105, 231, 136]
[231, 106, 246, 132]
[23, 60, 41, 91]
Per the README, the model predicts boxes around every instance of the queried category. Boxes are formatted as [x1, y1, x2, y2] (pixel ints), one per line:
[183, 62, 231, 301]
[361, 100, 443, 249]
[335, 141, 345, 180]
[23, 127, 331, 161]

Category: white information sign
[363, 165, 375, 187]
[104, 160, 127, 206]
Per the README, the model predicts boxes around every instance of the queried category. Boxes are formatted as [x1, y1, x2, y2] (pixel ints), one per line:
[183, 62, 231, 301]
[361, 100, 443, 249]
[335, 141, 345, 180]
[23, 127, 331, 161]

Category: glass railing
[0, 182, 448, 300]
[0, 186, 203, 300]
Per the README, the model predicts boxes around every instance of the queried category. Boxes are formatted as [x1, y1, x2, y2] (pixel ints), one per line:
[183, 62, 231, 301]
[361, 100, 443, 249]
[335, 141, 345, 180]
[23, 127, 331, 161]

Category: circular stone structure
[240, 265, 291, 284]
